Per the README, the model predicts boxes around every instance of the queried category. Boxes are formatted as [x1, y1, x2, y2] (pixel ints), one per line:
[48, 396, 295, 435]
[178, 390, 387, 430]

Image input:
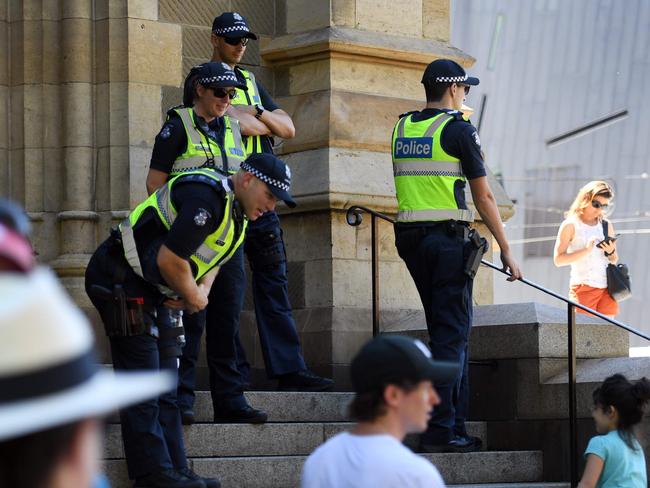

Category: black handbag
[602, 221, 631, 302]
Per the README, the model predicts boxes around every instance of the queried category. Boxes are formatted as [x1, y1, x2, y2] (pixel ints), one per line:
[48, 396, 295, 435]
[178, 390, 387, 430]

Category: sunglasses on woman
[209, 87, 237, 100]
[456, 83, 470, 94]
[591, 200, 609, 210]
[223, 37, 249, 47]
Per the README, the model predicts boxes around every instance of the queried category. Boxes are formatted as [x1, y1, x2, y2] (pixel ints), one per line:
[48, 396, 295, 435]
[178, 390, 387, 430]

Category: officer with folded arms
[392, 59, 522, 453]
[175, 11, 332, 427]
[85, 150, 296, 487]
[145, 61, 275, 424]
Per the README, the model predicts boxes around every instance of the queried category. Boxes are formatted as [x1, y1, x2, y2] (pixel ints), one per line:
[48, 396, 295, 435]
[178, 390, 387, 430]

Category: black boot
[177, 467, 220, 488]
[277, 369, 334, 391]
[133, 468, 205, 488]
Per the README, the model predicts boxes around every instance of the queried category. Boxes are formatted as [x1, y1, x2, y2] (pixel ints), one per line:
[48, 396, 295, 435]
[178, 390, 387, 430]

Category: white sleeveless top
[565, 214, 609, 288]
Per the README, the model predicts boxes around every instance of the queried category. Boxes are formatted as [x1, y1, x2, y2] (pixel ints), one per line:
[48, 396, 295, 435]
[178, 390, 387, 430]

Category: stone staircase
[100, 301, 650, 486]
[104, 391, 555, 488]
[388, 302, 650, 482]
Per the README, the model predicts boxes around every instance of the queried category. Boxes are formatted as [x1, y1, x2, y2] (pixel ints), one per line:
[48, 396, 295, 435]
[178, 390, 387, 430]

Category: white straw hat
[0, 268, 174, 441]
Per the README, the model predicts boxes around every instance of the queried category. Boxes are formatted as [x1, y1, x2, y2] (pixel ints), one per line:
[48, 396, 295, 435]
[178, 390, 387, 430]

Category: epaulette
[398, 110, 418, 119]
[441, 110, 468, 122]
[165, 105, 184, 118]
[175, 171, 227, 192]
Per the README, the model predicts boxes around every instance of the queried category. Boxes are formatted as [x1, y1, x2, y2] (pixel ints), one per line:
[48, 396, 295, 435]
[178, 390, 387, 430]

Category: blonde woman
[554, 181, 619, 317]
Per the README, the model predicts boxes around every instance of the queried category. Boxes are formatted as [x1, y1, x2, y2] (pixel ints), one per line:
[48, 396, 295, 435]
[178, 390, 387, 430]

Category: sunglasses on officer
[591, 200, 610, 210]
[223, 37, 249, 47]
[209, 87, 237, 100]
[456, 83, 470, 94]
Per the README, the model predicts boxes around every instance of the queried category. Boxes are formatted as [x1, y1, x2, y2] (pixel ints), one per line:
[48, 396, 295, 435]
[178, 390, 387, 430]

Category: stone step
[193, 390, 354, 423]
[104, 421, 487, 459]
[450, 484, 569, 488]
[106, 390, 354, 424]
[388, 302, 630, 360]
[105, 450, 543, 488]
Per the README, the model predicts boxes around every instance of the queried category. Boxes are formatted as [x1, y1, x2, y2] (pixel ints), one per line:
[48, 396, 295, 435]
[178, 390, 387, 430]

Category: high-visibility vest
[119, 169, 247, 295]
[231, 67, 265, 154]
[392, 112, 474, 223]
[169, 107, 246, 176]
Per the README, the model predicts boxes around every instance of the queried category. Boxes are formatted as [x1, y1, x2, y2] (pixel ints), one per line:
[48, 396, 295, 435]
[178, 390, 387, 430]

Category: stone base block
[105, 450, 543, 488]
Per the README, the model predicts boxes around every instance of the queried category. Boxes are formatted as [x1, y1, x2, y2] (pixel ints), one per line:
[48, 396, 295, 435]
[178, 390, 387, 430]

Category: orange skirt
[569, 284, 619, 317]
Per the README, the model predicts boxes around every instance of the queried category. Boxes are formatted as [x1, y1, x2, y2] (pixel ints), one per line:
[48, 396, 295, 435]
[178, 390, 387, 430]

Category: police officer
[146, 62, 275, 424]
[86, 154, 294, 487]
[176, 12, 333, 424]
[391, 59, 522, 453]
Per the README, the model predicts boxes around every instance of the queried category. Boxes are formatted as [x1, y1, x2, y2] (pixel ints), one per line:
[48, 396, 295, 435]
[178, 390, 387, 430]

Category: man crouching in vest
[85, 153, 295, 488]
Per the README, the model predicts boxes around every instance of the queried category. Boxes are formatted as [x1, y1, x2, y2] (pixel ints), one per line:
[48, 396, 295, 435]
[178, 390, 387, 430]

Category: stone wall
[0, 0, 513, 378]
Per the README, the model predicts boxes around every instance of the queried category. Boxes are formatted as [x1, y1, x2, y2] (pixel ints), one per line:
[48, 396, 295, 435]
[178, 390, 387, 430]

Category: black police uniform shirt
[395, 108, 487, 228]
[135, 180, 228, 288]
[150, 73, 279, 173]
[150, 113, 230, 175]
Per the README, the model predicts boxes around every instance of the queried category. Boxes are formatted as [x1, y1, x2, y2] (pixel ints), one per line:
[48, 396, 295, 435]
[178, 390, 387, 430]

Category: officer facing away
[85, 153, 296, 488]
[391, 59, 522, 453]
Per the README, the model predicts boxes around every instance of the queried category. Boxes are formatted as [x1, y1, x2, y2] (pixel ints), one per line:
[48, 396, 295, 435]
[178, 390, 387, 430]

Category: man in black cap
[391, 58, 522, 453]
[86, 152, 295, 487]
[174, 11, 332, 425]
[301, 335, 455, 487]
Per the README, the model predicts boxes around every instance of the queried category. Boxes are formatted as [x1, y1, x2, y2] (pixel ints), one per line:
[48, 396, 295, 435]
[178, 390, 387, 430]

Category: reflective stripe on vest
[232, 68, 264, 154]
[170, 108, 246, 175]
[118, 169, 247, 291]
[396, 208, 475, 222]
[119, 219, 176, 297]
[392, 112, 474, 223]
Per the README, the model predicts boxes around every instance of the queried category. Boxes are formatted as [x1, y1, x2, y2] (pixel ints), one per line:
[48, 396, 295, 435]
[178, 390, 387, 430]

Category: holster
[89, 231, 159, 339]
[464, 228, 489, 279]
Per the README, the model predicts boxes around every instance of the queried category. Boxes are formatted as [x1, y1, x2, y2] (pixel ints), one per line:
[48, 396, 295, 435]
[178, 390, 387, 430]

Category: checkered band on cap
[241, 161, 290, 191]
[198, 74, 238, 85]
[213, 25, 250, 34]
[435, 75, 468, 83]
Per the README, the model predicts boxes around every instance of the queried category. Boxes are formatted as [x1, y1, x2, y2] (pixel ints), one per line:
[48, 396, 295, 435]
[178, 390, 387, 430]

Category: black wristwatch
[254, 104, 265, 119]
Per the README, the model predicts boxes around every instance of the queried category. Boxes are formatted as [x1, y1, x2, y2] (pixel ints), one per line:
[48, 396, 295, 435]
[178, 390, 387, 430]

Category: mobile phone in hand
[596, 234, 620, 248]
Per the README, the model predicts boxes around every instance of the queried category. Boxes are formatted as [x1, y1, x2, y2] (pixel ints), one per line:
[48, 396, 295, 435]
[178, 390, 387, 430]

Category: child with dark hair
[578, 374, 650, 488]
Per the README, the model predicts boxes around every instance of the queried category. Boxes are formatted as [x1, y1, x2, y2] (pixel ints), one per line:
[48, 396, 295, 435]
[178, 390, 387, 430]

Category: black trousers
[395, 223, 473, 445]
[85, 239, 187, 480]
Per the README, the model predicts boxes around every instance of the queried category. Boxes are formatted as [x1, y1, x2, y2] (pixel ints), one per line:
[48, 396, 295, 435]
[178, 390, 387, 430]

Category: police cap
[422, 59, 480, 87]
[212, 12, 258, 40]
[241, 153, 296, 209]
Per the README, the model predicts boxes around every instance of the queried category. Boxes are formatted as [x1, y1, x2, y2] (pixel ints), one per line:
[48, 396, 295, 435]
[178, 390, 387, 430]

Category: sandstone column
[53, 0, 96, 276]
[249, 0, 513, 382]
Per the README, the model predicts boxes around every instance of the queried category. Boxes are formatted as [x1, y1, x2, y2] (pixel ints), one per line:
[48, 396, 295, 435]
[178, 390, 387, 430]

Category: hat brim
[0, 369, 174, 441]
[464, 76, 480, 86]
[220, 30, 258, 40]
[269, 186, 296, 209]
[205, 80, 248, 91]
[424, 359, 460, 384]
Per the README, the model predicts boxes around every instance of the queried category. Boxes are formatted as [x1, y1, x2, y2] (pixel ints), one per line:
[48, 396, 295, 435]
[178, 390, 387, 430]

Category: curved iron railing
[345, 204, 650, 487]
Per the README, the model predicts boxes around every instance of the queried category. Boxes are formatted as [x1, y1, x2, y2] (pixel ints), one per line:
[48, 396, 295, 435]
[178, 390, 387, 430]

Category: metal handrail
[345, 205, 649, 487]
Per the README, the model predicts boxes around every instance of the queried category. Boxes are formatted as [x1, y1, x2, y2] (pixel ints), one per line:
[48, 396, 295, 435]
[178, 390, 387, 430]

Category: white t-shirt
[301, 432, 446, 488]
[565, 215, 609, 288]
